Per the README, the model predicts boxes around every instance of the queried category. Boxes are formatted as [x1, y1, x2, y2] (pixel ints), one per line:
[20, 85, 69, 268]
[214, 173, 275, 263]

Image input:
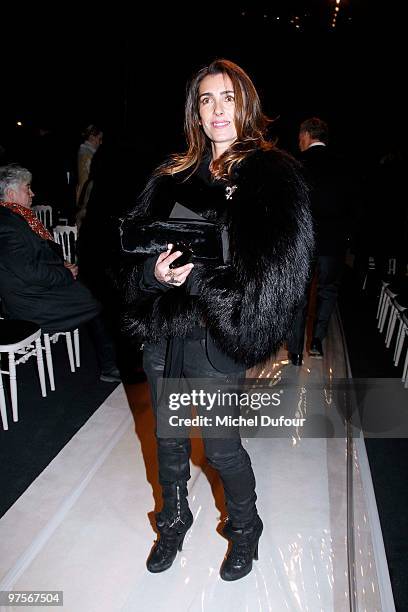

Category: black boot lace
[228, 539, 252, 565]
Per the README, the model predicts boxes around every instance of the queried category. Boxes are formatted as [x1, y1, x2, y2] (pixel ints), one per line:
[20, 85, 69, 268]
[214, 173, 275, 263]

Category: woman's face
[7, 181, 34, 208]
[198, 73, 237, 158]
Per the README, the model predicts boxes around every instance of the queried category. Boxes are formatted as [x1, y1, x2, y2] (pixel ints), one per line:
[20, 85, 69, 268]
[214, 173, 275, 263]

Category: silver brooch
[225, 185, 237, 200]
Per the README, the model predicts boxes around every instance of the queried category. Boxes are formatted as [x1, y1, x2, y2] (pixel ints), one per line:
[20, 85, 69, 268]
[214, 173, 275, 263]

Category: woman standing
[121, 59, 313, 581]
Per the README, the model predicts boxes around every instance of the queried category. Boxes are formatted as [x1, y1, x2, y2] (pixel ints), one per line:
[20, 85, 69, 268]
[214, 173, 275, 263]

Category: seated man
[0, 164, 120, 382]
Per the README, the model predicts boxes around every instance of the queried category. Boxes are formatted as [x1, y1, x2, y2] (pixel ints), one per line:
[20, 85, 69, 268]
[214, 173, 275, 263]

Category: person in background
[121, 59, 313, 581]
[0, 164, 120, 383]
[76, 140, 147, 384]
[287, 117, 357, 364]
[75, 124, 103, 224]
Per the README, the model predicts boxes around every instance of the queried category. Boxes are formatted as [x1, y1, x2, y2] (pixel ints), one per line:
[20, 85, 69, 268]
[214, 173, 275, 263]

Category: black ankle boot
[146, 508, 193, 573]
[146, 481, 192, 573]
[220, 515, 263, 581]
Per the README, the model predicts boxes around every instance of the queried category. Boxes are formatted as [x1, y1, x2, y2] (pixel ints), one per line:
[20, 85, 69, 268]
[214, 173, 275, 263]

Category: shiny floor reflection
[0, 315, 387, 611]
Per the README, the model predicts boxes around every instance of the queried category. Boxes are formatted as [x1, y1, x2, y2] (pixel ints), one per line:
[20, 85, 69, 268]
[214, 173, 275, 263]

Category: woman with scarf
[0, 164, 119, 382]
[121, 59, 313, 581]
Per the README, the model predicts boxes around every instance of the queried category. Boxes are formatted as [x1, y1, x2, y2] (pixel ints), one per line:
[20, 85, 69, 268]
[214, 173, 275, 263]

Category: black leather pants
[143, 338, 258, 526]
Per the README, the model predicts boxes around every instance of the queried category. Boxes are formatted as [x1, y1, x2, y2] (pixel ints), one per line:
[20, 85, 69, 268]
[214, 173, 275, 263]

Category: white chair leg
[0, 370, 8, 430]
[385, 307, 397, 347]
[8, 352, 18, 422]
[35, 338, 47, 397]
[403, 344, 408, 387]
[44, 333, 55, 391]
[74, 328, 80, 367]
[379, 297, 390, 333]
[377, 296, 385, 329]
[376, 286, 386, 319]
[394, 320, 405, 365]
[65, 333, 75, 372]
[378, 293, 388, 328]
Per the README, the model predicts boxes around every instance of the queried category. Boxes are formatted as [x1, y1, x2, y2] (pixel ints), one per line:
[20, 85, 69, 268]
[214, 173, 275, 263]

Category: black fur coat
[120, 148, 313, 368]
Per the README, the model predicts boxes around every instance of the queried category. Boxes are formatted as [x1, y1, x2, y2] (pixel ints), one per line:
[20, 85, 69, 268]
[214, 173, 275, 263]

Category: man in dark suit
[288, 117, 355, 364]
[0, 164, 120, 382]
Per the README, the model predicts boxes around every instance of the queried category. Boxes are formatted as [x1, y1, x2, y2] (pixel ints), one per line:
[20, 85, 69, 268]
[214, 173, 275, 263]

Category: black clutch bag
[120, 205, 227, 266]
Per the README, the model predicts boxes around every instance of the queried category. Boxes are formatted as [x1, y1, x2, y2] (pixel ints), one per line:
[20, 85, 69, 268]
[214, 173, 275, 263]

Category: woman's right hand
[154, 244, 194, 286]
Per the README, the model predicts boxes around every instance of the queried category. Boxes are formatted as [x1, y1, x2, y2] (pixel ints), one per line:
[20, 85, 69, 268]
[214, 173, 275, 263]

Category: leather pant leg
[183, 339, 258, 526]
[143, 341, 191, 515]
[202, 438, 257, 526]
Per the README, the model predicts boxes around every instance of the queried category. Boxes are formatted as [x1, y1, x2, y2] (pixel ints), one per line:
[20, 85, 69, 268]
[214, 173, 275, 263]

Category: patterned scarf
[0, 201, 53, 241]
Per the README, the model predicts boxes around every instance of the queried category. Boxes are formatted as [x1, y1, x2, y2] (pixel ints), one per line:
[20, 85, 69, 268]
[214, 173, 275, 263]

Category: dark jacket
[121, 148, 314, 368]
[0, 207, 100, 332]
[299, 145, 358, 255]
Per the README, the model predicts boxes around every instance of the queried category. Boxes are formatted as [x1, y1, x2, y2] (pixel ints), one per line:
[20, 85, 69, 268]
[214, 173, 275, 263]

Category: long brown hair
[158, 59, 274, 181]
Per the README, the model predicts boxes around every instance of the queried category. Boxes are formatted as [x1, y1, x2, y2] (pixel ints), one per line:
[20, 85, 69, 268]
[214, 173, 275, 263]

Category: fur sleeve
[196, 150, 314, 367]
[119, 172, 199, 342]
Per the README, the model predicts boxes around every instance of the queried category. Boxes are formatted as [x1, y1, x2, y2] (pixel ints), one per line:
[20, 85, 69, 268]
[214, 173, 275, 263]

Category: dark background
[1, 2, 405, 176]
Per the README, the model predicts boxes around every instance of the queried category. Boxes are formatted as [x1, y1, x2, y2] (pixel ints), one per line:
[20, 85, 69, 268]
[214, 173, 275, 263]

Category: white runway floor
[0, 313, 395, 611]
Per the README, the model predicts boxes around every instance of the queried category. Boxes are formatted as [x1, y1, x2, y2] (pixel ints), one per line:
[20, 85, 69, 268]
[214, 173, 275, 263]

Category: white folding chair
[42, 329, 80, 392]
[53, 225, 78, 264]
[0, 320, 47, 430]
[32, 205, 53, 230]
